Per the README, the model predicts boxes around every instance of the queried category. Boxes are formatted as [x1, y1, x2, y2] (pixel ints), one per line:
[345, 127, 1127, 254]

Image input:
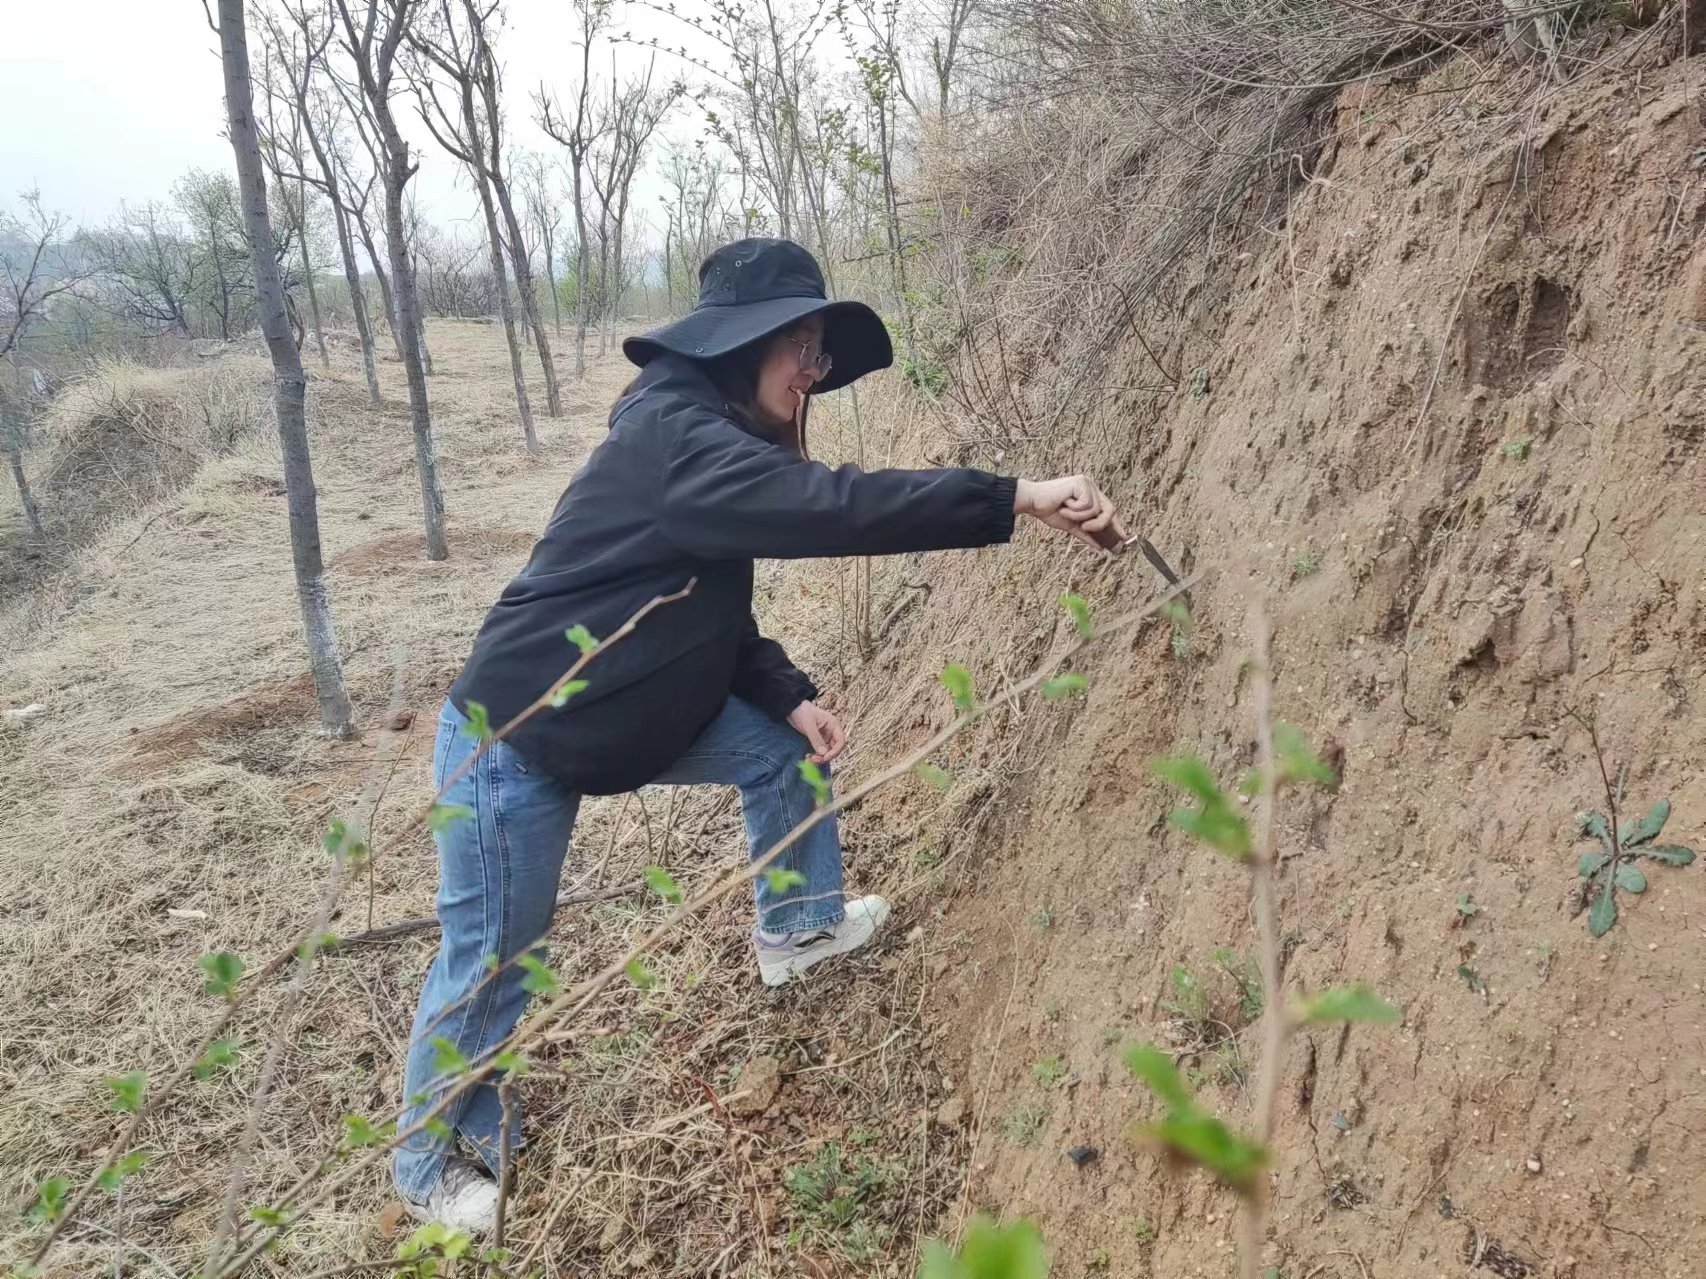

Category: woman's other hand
[1014, 475, 1127, 550]
[787, 701, 848, 764]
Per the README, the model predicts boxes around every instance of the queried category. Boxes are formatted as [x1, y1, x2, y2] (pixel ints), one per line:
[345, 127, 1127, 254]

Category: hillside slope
[805, 54, 1705, 1279]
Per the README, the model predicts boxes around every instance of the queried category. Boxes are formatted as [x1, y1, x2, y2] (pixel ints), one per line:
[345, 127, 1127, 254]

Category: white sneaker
[754, 895, 891, 987]
[404, 1154, 498, 1235]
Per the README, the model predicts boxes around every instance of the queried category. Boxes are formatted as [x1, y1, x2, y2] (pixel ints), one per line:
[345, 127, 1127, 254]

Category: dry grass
[0, 323, 975, 1278]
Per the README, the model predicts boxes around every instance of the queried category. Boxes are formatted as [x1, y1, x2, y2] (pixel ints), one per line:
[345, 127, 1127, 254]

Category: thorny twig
[211, 572, 1201, 1274]
[26, 586, 694, 1272]
[1242, 600, 1286, 1279]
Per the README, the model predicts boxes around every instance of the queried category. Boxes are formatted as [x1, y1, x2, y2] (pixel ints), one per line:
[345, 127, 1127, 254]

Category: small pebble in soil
[1526, 1156, 1543, 1174]
[1330, 1111, 1352, 1132]
[1066, 1144, 1098, 1167]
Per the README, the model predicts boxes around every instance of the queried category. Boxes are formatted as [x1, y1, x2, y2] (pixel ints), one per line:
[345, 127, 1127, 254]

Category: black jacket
[449, 355, 1017, 795]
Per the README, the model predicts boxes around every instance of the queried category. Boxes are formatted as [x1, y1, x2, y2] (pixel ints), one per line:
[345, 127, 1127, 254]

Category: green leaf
[1455, 893, 1480, 919]
[915, 761, 953, 791]
[1147, 1108, 1268, 1193]
[1578, 850, 1611, 878]
[423, 1117, 453, 1140]
[199, 950, 246, 1000]
[426, 802, 474, 833]
[1641, 844, 1695, 866]
[1614, 863, 1647, 894]
[1160, 599, 1190, 629]
[517, 953, 561, 995]
[1041, 673, 1088, 701]
[1588, 879, 1617, 937]
[1060, 592, 1093, 638]
[1578, 811, 1610, 843]
[493, 1050, 531, 1078]
[463, 700, 493, 743]
[322, 817, 367, 863]
[940, 662, 976, 711]
[97, 1150, 149, 1194]
[797, 757, 831, 806]
[1121, 1042, 1192, 1109]
[106, 1070, 147, 1114]
[564, 624, 599, 655]
[625, 957, 657, 990]
[1456, 964, 1486, 994]
[193, 1037, 239, 1081]
[1294, 983, 1401, 1025]
[1152, 755, 1252, 858]
[1621, 799, 1671, 847]
[1273, 722, 1338, 790]
[764, 867, 806, 894]
[429, 1036, 469, 1077]
[341, 1114, 392, 1149]
[920, 1215, 1049, 1279]
[248, 1204, 290, 1227]
[28, 1176, 70, 1225]
[642, 865, 684, 904]
[548, 678, 590, 709]
[323, 817, 349, 856]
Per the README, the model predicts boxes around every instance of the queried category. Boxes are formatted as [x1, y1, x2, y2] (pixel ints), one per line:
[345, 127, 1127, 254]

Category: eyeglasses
[783, 335, 833, 380]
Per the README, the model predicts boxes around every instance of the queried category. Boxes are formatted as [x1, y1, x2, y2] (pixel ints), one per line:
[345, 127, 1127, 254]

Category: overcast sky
[1, 1, 706, 234]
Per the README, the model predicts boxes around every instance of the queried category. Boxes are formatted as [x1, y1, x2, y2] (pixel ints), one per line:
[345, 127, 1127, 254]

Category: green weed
[1002, 1100, 1049, 1146]
[1290, 546, 1324, 579]
[1576, 793, 1695, 937]
[1032, 1055, 1068, 1087]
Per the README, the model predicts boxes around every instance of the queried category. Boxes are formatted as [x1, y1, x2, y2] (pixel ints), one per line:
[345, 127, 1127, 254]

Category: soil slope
[815, 55, 1706, 1279]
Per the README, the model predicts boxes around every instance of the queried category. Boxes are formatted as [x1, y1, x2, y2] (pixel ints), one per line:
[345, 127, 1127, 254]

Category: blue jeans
[393, 696, 845, 1201]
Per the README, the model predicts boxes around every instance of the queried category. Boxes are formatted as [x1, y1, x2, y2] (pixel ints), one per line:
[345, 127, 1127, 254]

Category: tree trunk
[492, 173, 561, 417]
[353, 206, 403, 360]
[217, 0, 355, 737]
[331, 200, 381, 404]
[571, 172, 589, 378]
[473, 168, 538, 451]
[385, 178, 448, 558]
[546, 237, 561, 337]
[383, 180, 443, 555]
[297, 184, 331, 368]
[5, 438, 43, 536]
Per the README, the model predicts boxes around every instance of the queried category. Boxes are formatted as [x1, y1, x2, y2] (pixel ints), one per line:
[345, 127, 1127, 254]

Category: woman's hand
[1014, 475, 1127, 550]
[787, 700, 848, 764]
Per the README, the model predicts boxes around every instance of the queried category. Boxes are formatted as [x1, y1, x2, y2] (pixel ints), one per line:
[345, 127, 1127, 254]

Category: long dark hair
[702, 334, 810, 458]
[620, 331, 812, 457]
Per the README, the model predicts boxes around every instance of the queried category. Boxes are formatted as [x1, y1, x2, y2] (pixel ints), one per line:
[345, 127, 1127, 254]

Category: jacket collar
[612, 352, 776, 443]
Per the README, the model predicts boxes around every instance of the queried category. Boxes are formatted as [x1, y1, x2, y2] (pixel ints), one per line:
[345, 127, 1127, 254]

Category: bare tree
[587, 54, 679, 352]
[463, 0, 562, 415]
[334, 0, 449, 561]
[80, 202, 201, 336]
[517, 152, 564, 336]
[264, 2, 383, 402]
[535, 0, 609, 379]
[410, 0, 539, 451]
[174, 170, 249, 341]
[1, 190, 84, 362]
[257, 19, 335, 370]
[210, 0, 354, 745]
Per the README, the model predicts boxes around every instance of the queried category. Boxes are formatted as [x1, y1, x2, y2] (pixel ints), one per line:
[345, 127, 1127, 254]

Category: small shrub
[1002, 1100, 1049, 1146]
[1032, 1055, 1067, 1087]
[1290, 546, 1323, 579]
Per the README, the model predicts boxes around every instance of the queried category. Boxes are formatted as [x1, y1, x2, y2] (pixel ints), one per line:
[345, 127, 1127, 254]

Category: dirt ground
[2, 46, 1704, 1279]
[811, 54, 1706, 1279]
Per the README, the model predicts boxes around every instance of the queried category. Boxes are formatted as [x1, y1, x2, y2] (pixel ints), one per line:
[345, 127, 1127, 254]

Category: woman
[396, 237, 1124, 1230]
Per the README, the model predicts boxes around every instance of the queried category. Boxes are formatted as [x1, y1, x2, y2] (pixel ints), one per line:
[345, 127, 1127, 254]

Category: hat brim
[622, 296, 892, 394]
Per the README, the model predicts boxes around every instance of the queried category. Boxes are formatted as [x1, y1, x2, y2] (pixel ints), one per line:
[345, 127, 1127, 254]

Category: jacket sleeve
[730, 614, 819, 722]
[659, 412, 1017, 561]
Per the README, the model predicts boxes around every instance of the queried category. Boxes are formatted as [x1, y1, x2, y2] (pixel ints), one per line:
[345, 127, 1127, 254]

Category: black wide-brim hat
[622, 238, 892, 394]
